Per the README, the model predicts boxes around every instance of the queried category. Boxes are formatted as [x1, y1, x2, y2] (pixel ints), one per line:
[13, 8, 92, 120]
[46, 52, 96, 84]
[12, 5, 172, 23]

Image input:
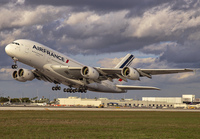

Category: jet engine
[12, 68, 35, 82]
[81, 66, 99, 80]
[122, 67, 140, 80]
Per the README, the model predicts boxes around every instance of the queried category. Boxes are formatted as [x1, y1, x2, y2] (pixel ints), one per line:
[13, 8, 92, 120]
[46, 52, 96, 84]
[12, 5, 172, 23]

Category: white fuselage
[5, 39, 125, 93]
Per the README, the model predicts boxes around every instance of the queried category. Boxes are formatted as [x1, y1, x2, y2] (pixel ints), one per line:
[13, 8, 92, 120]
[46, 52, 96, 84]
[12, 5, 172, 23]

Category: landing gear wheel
[72, 89, 76, 93]
[52, 86, 61, 91]
[12, 65, 18, 69]
[63, 88, 67, 92]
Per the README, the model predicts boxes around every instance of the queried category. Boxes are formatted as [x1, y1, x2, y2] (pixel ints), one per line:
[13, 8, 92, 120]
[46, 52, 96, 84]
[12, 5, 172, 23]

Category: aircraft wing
[116, 85, 160, 90]
[50, 65, 122, 81]
[95, 68, 193, 80]
[49, 65, 193, 81]
[50, 65, 82, 79]
[34, 65, 85, 88]
[32, 69, 55, 83]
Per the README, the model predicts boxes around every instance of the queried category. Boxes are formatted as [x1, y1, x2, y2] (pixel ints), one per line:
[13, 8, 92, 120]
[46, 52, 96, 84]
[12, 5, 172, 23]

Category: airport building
[57, 94, 200, 109]
[58, 97, 102, 107]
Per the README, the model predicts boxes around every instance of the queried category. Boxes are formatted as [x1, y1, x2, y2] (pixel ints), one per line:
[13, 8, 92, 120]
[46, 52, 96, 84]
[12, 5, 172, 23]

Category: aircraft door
[47, 56, 52, 64]
[15, 44, 20, 52]
[25, 45, 29, 53]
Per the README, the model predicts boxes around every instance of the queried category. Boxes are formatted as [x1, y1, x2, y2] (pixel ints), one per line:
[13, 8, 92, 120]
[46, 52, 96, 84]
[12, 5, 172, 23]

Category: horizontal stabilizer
[116, 85, 160, 90]
[138, 69, 193, 75]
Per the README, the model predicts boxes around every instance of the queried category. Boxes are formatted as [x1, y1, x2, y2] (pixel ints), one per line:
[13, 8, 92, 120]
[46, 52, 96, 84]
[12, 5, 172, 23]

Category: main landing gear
[52, 85, 61, 91]
[63, 87, 87, 93]
[52, 85, 87, 93]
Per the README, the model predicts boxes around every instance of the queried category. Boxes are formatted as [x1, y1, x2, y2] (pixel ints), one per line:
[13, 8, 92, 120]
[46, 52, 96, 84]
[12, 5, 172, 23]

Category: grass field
[0, 111, 200, 139]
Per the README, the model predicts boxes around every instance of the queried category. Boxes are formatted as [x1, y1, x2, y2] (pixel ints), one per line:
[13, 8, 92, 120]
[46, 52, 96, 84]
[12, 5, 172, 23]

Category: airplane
[5, 39, 193, 93]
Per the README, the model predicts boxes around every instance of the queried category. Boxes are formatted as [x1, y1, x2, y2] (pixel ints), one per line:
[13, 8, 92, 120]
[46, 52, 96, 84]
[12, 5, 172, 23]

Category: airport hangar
[56, 94, 200, 108]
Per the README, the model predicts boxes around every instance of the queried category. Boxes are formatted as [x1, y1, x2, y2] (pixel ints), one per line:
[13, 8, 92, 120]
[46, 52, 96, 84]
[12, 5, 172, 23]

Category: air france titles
[33, 45, 65, 62]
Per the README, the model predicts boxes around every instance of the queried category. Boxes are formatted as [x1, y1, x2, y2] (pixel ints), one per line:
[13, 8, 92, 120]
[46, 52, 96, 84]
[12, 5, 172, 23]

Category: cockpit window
[12, 42, 20, 45]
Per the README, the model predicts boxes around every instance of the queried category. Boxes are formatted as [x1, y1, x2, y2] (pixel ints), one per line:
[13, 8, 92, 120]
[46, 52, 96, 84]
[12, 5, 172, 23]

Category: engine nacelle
[81, 66, 99, 80]
[12, 68, 35, 82]
[122, 67, 140, 80]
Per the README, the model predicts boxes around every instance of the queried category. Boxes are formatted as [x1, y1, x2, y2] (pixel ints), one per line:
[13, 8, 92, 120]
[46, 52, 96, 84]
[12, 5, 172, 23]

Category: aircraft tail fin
[114, 54, 134, 69]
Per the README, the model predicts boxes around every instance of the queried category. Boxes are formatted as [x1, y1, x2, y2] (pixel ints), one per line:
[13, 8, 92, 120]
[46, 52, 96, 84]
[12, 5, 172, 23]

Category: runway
[1, 106, 200, 112]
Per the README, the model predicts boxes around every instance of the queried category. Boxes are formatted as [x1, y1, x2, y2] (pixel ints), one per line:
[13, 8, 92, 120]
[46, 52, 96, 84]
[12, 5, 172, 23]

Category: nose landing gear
[11, 57, 18, 69]
[12, 65, 18, 69]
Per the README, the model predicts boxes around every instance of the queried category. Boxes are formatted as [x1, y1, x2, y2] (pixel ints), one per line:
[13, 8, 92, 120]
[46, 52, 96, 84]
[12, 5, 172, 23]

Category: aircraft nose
[5, 44, 14, 57]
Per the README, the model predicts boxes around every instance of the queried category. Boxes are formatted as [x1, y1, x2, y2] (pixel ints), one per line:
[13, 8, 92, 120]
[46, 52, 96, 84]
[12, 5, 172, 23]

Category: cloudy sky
[1, 0, 200, 100]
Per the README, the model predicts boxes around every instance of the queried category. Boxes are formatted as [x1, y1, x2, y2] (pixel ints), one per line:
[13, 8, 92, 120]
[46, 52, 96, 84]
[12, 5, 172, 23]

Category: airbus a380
[5, 39, 193, 93]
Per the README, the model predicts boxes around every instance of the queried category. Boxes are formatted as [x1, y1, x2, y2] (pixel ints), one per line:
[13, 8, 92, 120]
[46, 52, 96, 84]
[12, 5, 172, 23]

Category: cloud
[98, 57, 123, 68]
[0, 68, 13, 81]
[140, 42, 176, 55]
[66, 12, 93, 25]
[1, 1, 200, 58]
[159, 41, 200, 67]
[0, 28, 27, 46]
[151, 71, 199, 85]
[46, 10, 132, 54]
[24, 0, 173, 14]
[98, 56, 169, 69]
[188, 31, 200, 40]
[0, 5, 67, 30]
[171, 0, 200, 11]
[124, 5, 200, 40]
